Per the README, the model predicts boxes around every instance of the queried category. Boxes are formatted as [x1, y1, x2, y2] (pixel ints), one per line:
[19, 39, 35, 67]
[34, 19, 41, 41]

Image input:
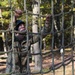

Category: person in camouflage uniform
[5, 9, 51, 74]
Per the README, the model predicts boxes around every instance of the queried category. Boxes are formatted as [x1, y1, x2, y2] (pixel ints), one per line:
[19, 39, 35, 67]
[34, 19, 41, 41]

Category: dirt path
[0, 51, 75, 75]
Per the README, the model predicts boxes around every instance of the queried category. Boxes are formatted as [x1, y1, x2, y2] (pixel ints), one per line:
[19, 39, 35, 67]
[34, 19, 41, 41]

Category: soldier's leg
[6, 52, 13, 73]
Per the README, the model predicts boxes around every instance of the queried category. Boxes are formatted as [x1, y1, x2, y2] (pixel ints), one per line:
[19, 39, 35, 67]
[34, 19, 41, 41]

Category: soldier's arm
[30, 15, 51, 44]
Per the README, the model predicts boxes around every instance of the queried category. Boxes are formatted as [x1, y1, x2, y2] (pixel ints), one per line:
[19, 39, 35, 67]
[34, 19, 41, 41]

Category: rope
[0, 0, 75, 75]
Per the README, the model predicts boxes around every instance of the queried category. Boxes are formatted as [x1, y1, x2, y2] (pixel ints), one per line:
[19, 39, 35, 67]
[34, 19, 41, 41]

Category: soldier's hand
[14, 9, 23, 18]
[45, 14, 51, 27]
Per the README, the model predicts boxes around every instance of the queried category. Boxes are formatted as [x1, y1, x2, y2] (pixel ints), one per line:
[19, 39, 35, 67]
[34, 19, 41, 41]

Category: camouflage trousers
[6, 41, 32, 75]
[5, 42, 28, 74]
[6, 53, 27, 74]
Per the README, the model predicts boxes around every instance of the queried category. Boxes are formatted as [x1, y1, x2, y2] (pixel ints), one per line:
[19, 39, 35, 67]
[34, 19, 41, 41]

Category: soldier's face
[18, 24, 25, 31]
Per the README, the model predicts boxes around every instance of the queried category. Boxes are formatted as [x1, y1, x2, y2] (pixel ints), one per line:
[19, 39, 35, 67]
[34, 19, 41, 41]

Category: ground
[0, 49, 75, 75]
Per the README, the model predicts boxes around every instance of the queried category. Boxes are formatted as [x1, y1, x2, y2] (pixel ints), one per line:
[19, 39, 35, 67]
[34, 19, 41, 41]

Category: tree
[32, 0, 41, 71]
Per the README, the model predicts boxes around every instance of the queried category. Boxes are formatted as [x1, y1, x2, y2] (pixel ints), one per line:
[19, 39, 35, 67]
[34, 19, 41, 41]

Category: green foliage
[40, 0, 51, 14]
[0, 0, 73, 47]
[45, 35, 52, 46]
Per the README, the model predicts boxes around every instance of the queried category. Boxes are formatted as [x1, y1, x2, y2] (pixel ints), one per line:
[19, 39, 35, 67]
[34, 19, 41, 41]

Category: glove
[14, 9, 23, 18]
[45, 14, 51, 27]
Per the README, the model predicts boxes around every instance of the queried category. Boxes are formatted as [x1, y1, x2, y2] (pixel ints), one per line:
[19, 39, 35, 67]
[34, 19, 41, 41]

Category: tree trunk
[32, 0, 41, 71]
